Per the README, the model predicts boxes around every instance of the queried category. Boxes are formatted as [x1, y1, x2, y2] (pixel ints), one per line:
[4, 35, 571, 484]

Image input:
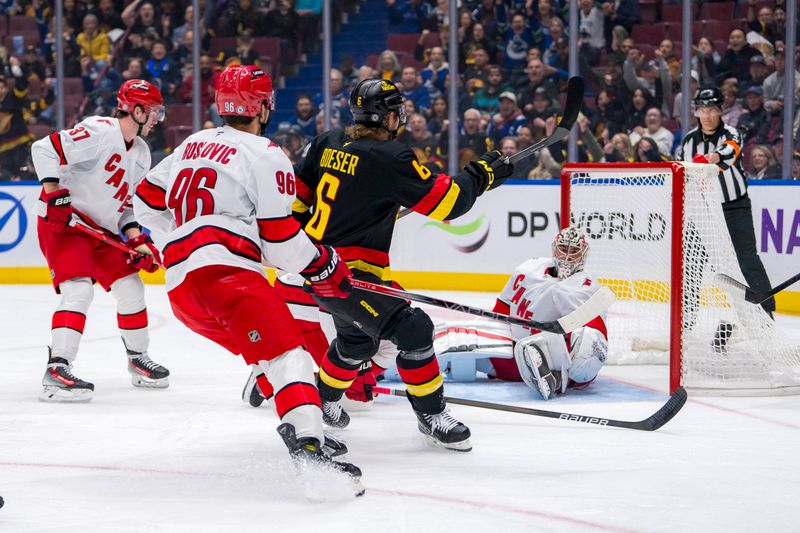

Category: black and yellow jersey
[294, 129, 484, 280]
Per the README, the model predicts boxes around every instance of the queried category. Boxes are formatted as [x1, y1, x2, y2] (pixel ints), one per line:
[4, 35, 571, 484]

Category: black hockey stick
[715, 272, 800, 305]
[397, 76, 585, 220]
[350, 278, 614, 334]
[373, 385, 687, 432]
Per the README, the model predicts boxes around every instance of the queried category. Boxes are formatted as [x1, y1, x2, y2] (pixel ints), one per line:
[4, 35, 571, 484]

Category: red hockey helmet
[215, 64, 274, 117]
[117, 79, 165, 122]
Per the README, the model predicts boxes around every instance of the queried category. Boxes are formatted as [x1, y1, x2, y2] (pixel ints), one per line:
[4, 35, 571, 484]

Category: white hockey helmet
[552, 226, 589, 280]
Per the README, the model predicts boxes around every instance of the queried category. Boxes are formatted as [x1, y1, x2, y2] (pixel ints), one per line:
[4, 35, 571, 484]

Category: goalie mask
[552, 227, 589, 280]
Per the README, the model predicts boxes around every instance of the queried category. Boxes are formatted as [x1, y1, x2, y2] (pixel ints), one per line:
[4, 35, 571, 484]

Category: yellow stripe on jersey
[292, 198, 310, 213]
[427, 182, 462, 221]
[405, 374, 444, 397]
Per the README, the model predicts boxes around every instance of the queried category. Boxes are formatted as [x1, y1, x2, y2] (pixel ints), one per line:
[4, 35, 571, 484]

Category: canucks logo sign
[0, 191, 27, 253]
[424, 214, 490, 253]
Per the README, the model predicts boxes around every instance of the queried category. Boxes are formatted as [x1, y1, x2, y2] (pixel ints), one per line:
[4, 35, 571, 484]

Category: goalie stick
[373, 385, 687, 431]
[349, 278, 614, 334]
[397, 76, 584, 220]
[715, 272, 800, 306]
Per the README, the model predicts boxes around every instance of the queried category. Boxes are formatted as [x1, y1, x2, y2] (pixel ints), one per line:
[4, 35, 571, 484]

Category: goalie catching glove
[302, 244, 353, 298]
[465, 150, 514, 193]
[126, 233, 162, 273]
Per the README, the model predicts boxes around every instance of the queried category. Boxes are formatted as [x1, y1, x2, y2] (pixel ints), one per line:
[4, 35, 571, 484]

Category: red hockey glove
[301, 244, 353, 298]
[127, 233, 162, 273]
[43, 188, 73, 232]
[692, 154, 709, 164]
[345, 362, 378, 403]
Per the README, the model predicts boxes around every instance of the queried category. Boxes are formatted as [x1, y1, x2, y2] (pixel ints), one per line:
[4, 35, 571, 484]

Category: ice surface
[1, 286, 799, 532]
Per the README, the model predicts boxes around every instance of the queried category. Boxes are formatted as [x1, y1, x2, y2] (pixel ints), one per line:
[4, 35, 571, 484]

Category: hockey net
[561, 162, 800, 395]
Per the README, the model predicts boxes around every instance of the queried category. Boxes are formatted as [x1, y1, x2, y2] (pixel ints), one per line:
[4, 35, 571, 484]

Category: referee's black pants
[723, 195, 775, 314]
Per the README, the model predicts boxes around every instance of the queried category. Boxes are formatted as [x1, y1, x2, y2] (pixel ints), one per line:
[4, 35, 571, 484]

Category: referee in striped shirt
[676, 87, 775, 315]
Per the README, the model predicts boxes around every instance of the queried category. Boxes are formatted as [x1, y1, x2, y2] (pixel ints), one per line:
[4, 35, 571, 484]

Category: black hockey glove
[465, 150, 514, 193]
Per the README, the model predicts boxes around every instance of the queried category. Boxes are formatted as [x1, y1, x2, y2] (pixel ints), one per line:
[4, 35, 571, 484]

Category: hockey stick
[396, 77, 585, 221]
[349, 278, 614, 334]
[715, 272, 800, 305]
[70, 219, 165, 269]
[373, 385, 687, 431]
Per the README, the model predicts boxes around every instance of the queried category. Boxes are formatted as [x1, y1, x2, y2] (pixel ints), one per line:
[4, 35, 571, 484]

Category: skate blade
[422, 433, 473, 453]
[131, 375, 170, 389]
[39, 386, 93, 403]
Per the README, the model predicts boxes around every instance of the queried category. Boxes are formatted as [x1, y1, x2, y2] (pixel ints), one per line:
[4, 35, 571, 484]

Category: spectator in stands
[172, 28, 193, 66]
[121, 58, 151, 85]
[792, 152, 800, 180]
[123, 0, 160, 36]
[625, 87, 654, 132]
[658, 39, 681, 86]
[691, 37, 720, 89]
[525, 86, 558, 134]
[497, 136, 523, 179]
[460, 23, 493, 72]
[528, 0, 554, 40]
[290, 94, 317, 140]
[387, 0, 431, 34]
[179, 52, 217, 110]
[541, 16, 565, 62]
[398, 112, 438, 161]
[146, 40, 180, 101]
[340, 56, 359, 88]
[427, 95, 448, 136]
[0, 59, 34, 181]
[518, 58, 558, 114]
[746, 2, 778, 44]
[274, 122, 308, 164]
[747, 145, 779, 179]
[171, 5, 195, 50]
[772, 6, 787, 42]
[218, 32, 260, 68]
[578, 0, 604, 66]
[313, 68, 352, 125]
[737, 85, 771, 145]
[265, 0, 302, 63]
[486, 91, 526, 144]
[623, 52, 672, 118]
[633, 137, 665, 163]
[517, 125, 533, 149]
[607, 25, 630, 65]
[471, 0, 506, 42]
[671, 69, 699, 127]
[764, 45, 800, 114]
[399, 66, 431, 114]
[438, 107, 489, 159]
[472, 64, 507, 116]
[43, 15, 83, 77]
[63, 0, 88, 36]
[545, 36, 570, 83]
[720, 81, 744, 128]
[21, 45, 46, 82]
[765, 135, 783, 177]
[94, 0, 124, 34]
[591, 89, 626, 138]
[421, 46, 448, 100]
[377, 50, 402, 82]
[603, 132, 635, 163]
[462, 46, 491, 93]
[601, 0, 640, 37]
[501, 11, 536, 73]
[296, 0, 322, 54]
[748, 55, 769, 87]
[717, 28, 759, 86]
[223, 0, 267, 36]
[77, 14, 110, 65]
[629, 106, 674, 156]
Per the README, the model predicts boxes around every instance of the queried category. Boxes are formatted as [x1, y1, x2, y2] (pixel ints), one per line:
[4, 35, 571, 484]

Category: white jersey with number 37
[31, 116, 152, 234]
[133, 126, 317, 290]
[497, 257, 606, 340]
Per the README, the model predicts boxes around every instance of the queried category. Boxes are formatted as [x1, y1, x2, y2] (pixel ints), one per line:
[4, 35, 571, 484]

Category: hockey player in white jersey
[31, 79, 169, 403]
[474, 226, 608, 399]
[133, 65, 363, 493]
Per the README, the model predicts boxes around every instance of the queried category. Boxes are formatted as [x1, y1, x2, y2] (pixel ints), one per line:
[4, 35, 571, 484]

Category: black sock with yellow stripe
[396, 354, 445, 415]
[317, 347, 361, 402]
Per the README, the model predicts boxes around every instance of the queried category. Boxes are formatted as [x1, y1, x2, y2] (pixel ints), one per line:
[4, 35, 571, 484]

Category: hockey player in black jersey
[294, 79, 514, 452]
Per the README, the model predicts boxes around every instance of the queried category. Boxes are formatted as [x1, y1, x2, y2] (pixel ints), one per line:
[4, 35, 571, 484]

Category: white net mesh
[565, 162, 800, 394]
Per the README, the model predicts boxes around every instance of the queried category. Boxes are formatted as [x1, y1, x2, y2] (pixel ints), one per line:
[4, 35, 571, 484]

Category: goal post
[561, 162, 800, 395]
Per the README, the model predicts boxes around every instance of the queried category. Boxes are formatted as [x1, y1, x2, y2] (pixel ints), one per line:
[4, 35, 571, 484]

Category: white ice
[2, 285, 800, 532]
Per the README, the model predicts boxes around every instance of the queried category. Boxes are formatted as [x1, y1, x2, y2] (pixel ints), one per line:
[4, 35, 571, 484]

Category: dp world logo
[423, 214, 490, 253]
[0, 191, 28, 252]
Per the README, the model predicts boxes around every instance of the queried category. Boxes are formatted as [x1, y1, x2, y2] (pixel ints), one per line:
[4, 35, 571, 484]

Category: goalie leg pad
[51, 277, 94, 363]
[259, 347, 323, 443]
[513, 333, 567, 400]
[568, 327, 607, 384]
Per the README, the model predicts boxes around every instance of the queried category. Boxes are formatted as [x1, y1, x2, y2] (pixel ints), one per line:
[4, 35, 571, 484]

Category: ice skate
[277, 423, 364, 499]
[40, 355, 94, 403]
[321, 398, 350, 428]
[322, 431, 348, 457]
[127, 350, 170, 388]
[414, 408, 472, 452]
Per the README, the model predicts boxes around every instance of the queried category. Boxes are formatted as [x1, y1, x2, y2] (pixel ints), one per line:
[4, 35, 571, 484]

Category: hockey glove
[692, 154, 709, 164]
[345, 362, 378, 403]
[301, 244, 353, 298]
[127, 233, 162, 273]
[43, 187, 73, 232]
[466, 150, 514, 193]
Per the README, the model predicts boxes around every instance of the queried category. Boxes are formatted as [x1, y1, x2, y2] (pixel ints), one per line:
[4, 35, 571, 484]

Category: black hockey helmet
[350, 79, 407, 127]
[694, 87, 724, 108]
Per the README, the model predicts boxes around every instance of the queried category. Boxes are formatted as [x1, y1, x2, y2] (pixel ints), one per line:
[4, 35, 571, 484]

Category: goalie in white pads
[438, 227, 608, 399]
